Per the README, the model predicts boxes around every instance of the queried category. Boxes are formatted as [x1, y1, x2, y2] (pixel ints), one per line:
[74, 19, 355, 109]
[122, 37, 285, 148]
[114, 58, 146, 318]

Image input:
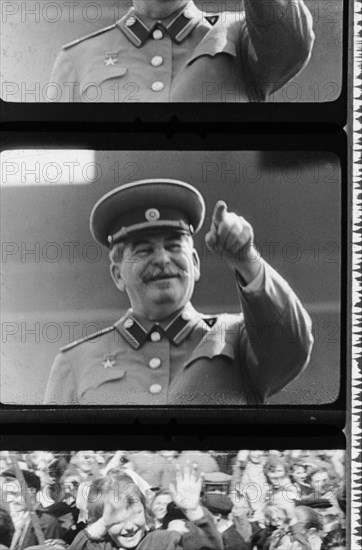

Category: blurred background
[1, 0, 343, 102]
[1, 150, 341, 405]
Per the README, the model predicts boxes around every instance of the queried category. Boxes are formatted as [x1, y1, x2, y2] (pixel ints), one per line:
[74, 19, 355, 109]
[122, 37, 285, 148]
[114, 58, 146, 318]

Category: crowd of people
[0, 451, 346, 550]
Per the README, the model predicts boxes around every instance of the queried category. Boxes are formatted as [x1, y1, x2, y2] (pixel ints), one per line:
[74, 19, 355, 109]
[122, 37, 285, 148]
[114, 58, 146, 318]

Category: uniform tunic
[44, 262, 313, 406]
[48, 0, 314, 102]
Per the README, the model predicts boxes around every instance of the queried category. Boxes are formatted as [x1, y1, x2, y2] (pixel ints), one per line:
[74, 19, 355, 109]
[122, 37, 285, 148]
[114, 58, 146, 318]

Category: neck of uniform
[133, 0, 190, 20]
[131, 303, 191, 327]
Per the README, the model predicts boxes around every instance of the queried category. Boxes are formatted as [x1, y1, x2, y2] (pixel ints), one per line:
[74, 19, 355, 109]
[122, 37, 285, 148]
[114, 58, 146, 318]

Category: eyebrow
[128, 239, 152, 249]
[164, 235, 183, 242]
[128, 234, 184, 248]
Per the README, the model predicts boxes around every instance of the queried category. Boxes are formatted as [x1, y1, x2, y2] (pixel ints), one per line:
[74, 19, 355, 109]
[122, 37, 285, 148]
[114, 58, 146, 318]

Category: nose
[152, 246, 171, 267]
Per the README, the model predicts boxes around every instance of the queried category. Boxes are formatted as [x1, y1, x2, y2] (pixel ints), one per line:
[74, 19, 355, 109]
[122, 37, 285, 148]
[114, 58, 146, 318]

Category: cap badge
[125, 15, 136, 27]
[145, 208, 160, 222]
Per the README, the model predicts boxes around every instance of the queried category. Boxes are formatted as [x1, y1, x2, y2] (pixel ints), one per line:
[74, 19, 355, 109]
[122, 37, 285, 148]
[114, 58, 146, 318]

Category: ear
[110, 263, 125, 292]
[192, 248, 201, 282]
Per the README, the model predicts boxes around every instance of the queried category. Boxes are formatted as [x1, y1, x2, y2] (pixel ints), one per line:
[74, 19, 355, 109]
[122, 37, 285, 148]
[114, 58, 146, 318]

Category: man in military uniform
[48, 0, 314, 102]
[44, 179, 313, 405]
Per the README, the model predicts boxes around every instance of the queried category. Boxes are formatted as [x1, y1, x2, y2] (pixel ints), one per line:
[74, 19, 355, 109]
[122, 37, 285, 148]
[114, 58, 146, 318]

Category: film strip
[351, 0, 362, 547]
[0, 0, 360, 548]
[0, 435, 348, 548]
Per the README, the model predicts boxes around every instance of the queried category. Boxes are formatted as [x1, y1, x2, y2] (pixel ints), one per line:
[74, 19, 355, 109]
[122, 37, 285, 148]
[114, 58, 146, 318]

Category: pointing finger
[211, 201, 228, 228]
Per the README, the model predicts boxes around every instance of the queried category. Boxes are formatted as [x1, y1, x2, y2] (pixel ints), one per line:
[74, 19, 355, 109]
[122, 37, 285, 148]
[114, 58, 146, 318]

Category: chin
[152, 289, 180, 304]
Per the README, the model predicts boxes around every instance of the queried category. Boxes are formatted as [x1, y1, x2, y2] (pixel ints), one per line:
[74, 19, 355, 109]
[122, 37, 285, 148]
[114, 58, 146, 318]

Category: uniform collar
[117, 1, 202, 47]
[114, 303, 203, 349]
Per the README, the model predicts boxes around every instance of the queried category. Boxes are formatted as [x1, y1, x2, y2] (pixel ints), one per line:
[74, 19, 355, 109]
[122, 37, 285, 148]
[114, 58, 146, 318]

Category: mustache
[142, 267, 188, 282]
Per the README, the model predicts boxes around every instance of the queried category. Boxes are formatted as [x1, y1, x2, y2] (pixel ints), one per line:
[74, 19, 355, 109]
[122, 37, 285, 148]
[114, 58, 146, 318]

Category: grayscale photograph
[1, 0, 343, 103]
[0, 150, 342, 406]
[0, 449, 347, 549]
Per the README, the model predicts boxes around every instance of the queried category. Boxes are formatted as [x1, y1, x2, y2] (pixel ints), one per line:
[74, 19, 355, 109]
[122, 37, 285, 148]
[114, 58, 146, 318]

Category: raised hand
[205, 201, 261, 283]
[169, 462, 202, 512]
[205, 201, 254, 257]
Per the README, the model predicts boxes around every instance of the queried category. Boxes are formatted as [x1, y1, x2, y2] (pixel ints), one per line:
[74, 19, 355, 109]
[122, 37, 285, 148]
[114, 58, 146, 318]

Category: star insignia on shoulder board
[104, 54, 118, 66]
[103, 359, 114, 368]
[102, 354, 118, 368]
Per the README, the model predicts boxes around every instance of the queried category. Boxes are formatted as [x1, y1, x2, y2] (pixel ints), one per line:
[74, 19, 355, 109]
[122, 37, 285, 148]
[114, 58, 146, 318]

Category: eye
[166, 241, 182, 251]
[133, 245, 152, 256]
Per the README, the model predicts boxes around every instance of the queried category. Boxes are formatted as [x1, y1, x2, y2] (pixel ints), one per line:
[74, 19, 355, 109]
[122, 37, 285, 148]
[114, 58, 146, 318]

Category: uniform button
[181, 311, 191, 321]
[153, 29, 163, 40]
[125, 16, 136, 27]
[152, 81, 164, 92]
[183, 8, 193, 18]
[149, 383, 162, 394]
[150, 331, 161, 342]
[151, 55, 163, 67]
[124, 319, 134, 329]
[149, 357, 162, 369]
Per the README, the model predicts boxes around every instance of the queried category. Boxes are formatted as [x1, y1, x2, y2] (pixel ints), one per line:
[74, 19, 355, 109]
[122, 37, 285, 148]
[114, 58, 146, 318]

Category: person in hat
[45, 502, 80, 544]
[202, 493, 249, 550]
[48, 0, 314, 103]
[44, 178, 313, 406]
[202, 473, 231, 496]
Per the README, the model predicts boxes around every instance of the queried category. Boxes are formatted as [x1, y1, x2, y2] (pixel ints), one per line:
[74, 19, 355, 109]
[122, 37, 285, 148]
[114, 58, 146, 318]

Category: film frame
[0, 432, 353, 546]
[0, 0, 350, 127]
[0, 130, 348, 428]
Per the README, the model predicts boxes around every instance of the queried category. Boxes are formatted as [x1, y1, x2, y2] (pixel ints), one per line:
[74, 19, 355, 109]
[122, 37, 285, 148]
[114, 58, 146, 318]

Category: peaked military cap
[90, 179, 206, 247]
[203, 472, 232, 494]
[202, 493, 233, 515]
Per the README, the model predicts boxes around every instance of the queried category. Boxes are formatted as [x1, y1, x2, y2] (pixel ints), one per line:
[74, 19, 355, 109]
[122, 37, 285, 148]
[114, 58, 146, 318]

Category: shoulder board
[63, 23, 117, 50]
[202, 316, 218, 328]
[60, 326, 115, 352]
[204, 15, 219, 26]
